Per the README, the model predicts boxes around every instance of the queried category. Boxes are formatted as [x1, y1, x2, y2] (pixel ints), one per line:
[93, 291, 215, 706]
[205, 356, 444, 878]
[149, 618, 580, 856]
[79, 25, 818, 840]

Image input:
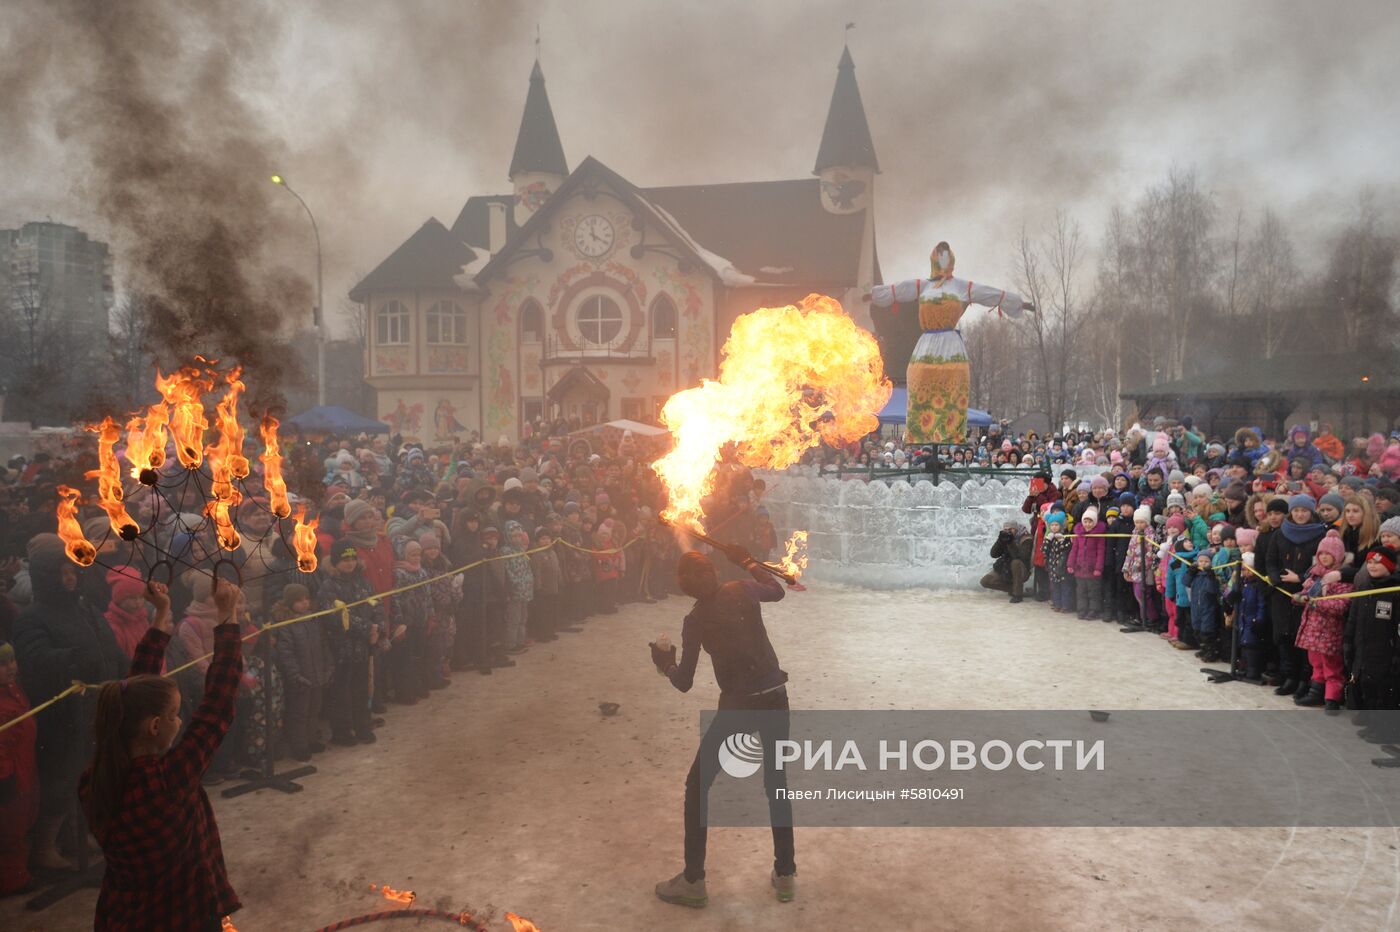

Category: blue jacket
[1164, 545, 1197, 608]
[1187, 565, 1221, 633]
[1237, 578, 1267, 646]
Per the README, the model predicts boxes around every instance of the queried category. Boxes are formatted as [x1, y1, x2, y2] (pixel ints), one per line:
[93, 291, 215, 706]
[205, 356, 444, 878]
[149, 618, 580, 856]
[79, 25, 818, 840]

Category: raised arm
[666, 615, 700, 693]
[162, 585, 244, 786]
[963, 279, 1032, 319]
[128, 582, 173, 676]
[867, 278, 924, 307]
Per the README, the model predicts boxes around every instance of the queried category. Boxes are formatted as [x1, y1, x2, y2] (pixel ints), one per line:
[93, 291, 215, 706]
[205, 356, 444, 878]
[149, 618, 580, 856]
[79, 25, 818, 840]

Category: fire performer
[79, 581, 244, 931]
[650, 546, 797, 909]
[865, 241, 1033, 444]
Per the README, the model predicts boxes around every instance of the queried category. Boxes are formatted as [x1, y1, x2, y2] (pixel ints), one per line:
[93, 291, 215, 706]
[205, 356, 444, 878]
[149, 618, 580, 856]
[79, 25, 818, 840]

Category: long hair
[84, 675, 179, 835]
[1346, 494, 1381, 553]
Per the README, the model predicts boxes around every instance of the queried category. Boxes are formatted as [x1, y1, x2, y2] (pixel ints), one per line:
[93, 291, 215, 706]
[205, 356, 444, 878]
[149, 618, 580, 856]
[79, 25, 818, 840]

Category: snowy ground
[5, 586, 1400, 931]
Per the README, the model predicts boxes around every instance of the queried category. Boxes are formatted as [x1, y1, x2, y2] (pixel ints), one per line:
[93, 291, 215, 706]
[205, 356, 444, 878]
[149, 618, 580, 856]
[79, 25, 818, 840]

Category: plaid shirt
[80, 624, 243, 931]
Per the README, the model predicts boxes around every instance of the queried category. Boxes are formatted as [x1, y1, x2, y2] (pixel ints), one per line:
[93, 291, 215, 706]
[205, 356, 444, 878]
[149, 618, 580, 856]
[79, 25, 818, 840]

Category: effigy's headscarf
[930, 241, 956, 280]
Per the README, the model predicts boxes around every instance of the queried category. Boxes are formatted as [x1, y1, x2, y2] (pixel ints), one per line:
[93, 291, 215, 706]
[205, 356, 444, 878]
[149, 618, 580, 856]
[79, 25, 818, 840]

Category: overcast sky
[4, 0, 1399, 339]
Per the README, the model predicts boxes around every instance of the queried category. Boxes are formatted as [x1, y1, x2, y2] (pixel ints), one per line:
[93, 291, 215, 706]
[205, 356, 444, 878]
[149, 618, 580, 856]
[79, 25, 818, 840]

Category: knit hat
[481, 525, 500, 538]
[1152, 435, 1170, 456]
[1315, 530, 1345, 566]
[503, 477, 523, 492]
[520, 467, 539, 483]
[1166, 515, 1186, 534]
[1340, 476, 1366, 491]
[1222, 482, 1248, 503]
[595, 491, 610, 505]
[1118, 492, 1138, 507]
[1380, 516, 1400, 539]
[1105, 506, 1120, 520]
[280, 583, 310, 605]
[1045, 512, 1066, 528]
[1318, 492, 1345, 513]
[1267, 497, 1291, 515]
[1082, 506, 1099, 526]
[1235, 528, 1258, 548]
[1367, 546, 1399, 574]
[344, 498, 375, 528]
[1133, 505, 1152, 525]
[1191, 483, 1212, 500]
[1288, 493, 1318, 513]
[107, 568, 146, 605]
[562, 501, 581, 516]
[329, 539, 359, 564]
[1218, 524, 1237, 542]
[1166, 492, 1186, 509]
[1168, 469, 1185, 485]
[1090, 475, 1109, 492]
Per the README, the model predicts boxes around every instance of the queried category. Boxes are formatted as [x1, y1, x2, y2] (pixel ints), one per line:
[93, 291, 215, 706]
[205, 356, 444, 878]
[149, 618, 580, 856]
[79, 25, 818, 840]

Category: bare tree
[109, 293, 155, 411]
[1324, 194, 1396, 353]
[1242, 208, 1298, 358]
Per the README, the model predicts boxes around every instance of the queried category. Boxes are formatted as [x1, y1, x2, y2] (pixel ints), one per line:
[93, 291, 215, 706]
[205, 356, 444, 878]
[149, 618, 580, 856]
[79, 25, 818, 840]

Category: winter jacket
[1121, 528, 1160, 583]
[529, 545, 563, 596]
[1045, 533, 1074, 583]
[1163, 543, 1198, 608]
[1296, 571, 1353, 656]
[1186, 565, 1222, 633]
[317, 570, 377, 665]
[1343, 569, 1400, 681]
[1265, 521, 1326, 596]
[273, 605, 333, 688]
[1237, 576, 1268, 646]
[1068, 523, 1106, 579]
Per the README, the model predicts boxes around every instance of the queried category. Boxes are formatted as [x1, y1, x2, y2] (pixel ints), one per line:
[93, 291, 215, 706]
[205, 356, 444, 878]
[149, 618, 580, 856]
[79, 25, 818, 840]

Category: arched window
[375, 300, 410, 345]
[425, 301, 467, 344]
[651, 294, 677, 339]
[576, 294, 624, 346]
[520, 299, 544, 343]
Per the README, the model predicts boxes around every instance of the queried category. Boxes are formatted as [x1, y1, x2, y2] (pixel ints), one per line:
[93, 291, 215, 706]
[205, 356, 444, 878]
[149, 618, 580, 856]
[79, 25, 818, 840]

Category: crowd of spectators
[979, 417, 1400, 724]
[0, 424, 779, 896]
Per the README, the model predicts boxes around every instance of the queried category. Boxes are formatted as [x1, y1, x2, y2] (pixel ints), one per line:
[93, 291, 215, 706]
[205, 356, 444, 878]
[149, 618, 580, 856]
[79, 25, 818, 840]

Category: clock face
[574, 214, 615, 258]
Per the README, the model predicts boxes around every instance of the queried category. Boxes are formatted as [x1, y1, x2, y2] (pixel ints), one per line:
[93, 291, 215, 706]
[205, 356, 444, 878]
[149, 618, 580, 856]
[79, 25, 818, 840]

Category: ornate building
[351, 47, 881, 443]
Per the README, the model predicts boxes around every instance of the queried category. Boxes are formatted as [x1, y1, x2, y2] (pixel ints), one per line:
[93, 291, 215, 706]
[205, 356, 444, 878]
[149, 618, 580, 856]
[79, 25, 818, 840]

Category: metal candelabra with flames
[55, 359, 319, 584]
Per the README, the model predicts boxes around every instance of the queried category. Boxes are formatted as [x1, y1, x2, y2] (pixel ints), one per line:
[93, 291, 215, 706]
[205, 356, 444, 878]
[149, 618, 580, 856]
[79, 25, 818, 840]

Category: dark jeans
[1033, 566, 1050, 601]
[1271, 593, 1311, 682]
[683, 687, 796, 882]
[329, 655, 372, 739]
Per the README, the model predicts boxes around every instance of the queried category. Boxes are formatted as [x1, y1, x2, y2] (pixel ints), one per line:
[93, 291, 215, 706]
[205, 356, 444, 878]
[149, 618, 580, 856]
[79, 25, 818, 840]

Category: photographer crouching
[981, 521, 1032, 604]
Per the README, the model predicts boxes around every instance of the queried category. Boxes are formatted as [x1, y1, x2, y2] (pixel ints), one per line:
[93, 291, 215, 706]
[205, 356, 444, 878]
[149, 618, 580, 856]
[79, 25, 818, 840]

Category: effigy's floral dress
[869, 247, 1029, 444]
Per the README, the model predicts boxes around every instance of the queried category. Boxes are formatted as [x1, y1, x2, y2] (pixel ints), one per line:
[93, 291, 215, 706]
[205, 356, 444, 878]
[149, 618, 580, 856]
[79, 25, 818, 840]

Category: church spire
[813, 46, 879, 175]
[509, 60, 568, 181]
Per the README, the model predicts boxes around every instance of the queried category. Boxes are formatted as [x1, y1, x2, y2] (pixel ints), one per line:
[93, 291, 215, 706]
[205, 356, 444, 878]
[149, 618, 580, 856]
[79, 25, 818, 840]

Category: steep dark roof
[1120, 352, 1400, 399]
[449, 195, 520, 251]
[813, 46, 879, 174]
[348, 218, 475, 301]
[509, 61, 568, 180]
[644, 178, 867, 286]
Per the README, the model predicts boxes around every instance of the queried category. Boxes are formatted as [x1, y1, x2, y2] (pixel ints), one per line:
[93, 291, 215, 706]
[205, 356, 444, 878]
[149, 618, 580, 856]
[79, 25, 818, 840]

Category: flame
[124, 402, 169, 480]
[221, 917, 239, 932]
[259, 414, 291, 518]
[652, 295, 889, 576]
[205, 367, 249, 503]
[155, 363, 213, 468]
[203, 490, 242, 551]
[56, 485, 96, 566]
[292, 503, 319, 573]
[84, 416, 139, 539]
[505, 913, 542, 932]
[370, 883, 416, 905]
[777, 529, 808, 579]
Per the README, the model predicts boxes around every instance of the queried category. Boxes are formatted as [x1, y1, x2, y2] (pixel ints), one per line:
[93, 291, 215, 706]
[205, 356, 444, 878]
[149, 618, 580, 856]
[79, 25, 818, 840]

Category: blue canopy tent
[876, 387, 993, 431]
[284, 405, 391, 435]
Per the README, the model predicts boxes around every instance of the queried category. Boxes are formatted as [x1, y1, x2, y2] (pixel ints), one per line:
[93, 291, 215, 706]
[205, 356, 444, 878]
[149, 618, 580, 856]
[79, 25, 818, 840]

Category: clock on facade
[573, 214, 615, 258]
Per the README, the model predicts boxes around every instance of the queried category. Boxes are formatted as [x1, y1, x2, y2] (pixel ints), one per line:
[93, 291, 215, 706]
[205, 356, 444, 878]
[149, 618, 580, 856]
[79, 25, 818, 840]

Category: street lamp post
[270, 174, 325, 406]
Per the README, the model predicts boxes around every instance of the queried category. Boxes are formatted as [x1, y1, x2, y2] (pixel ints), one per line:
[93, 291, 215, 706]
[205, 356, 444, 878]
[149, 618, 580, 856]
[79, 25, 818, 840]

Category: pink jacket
[1068, 522, 1106, 579]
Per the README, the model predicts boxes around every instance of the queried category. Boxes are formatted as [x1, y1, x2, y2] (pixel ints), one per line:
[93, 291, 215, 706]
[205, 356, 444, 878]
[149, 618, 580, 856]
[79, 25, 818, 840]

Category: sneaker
[655, 871, 707, 909]
[771, 869, 796, 903]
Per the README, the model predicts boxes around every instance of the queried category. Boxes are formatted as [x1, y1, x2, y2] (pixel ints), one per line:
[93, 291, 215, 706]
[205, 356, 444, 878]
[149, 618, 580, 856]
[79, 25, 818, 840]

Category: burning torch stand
[222, 629, 316, 798]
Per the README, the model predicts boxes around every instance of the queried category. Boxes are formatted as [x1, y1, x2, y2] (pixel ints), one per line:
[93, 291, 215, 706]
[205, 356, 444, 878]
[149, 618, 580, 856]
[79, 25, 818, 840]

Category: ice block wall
[757, 468, 1030, 589]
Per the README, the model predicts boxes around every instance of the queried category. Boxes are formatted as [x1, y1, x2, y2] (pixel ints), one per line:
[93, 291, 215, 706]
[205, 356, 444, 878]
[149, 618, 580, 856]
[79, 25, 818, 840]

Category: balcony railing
[538, 332, 663, 363]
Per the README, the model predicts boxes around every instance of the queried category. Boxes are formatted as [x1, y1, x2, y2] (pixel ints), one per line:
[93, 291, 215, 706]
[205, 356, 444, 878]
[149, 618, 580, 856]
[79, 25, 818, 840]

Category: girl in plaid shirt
[80, 580, 244, 932]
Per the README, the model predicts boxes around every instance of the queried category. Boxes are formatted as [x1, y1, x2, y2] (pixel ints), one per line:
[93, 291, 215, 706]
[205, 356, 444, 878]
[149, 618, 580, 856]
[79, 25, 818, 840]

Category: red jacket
[0, 679, 39, 894]
[80, 625, 243, 931]
[354, 534, 396, 625]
